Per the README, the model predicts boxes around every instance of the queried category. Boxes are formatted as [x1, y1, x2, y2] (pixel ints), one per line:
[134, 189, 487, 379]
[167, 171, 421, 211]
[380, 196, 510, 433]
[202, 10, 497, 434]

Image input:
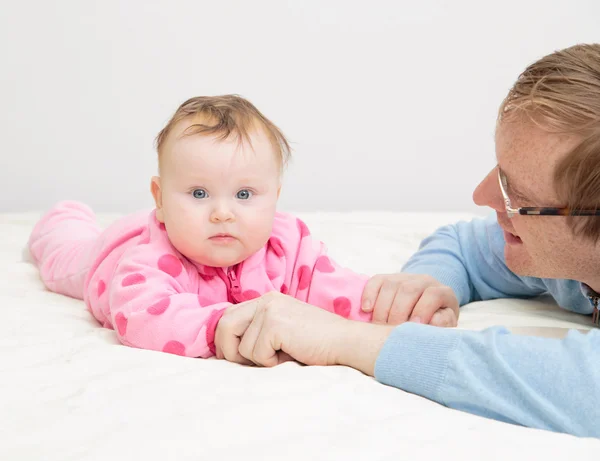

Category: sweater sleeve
[401, 214, 546, 305]
[375, 322, 600, 437]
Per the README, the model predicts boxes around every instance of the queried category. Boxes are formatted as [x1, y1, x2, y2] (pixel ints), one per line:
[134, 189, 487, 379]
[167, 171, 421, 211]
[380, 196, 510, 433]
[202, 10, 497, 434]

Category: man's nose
[473, 167, 505, 213]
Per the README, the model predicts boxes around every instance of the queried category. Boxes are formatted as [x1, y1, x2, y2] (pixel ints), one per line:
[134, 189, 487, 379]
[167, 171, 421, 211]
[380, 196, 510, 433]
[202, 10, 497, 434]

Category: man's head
[473, 43, 600, 286]
[151, 95, 291, 268]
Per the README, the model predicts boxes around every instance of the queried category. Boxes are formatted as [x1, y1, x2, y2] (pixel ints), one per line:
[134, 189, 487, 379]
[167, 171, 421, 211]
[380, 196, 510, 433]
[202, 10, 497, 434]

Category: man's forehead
[495, 118, 580, 202]
[495, 121, 553, 199]
[495, 117, 579, 163]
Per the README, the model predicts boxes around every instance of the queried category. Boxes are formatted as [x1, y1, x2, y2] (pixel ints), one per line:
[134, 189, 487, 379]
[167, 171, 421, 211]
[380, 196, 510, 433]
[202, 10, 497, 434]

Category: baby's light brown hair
[155, 94, 291, 169]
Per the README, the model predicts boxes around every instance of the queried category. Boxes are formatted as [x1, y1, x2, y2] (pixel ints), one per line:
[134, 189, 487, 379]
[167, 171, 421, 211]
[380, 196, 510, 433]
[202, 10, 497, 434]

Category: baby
[28, 95, 446, 359]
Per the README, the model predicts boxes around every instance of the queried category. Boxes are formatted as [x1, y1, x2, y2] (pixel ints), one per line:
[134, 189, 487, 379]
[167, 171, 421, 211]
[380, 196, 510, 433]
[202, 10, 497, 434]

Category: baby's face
[153, 118, 281, 268]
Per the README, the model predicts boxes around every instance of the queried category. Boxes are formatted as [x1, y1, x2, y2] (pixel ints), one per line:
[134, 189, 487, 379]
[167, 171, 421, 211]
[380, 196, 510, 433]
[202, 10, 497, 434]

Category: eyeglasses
[497, 168, 600, 218]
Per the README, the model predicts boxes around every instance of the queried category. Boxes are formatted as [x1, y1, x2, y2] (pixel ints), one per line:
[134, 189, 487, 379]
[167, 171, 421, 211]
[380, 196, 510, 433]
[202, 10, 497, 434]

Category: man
[214, 43, 600, 438]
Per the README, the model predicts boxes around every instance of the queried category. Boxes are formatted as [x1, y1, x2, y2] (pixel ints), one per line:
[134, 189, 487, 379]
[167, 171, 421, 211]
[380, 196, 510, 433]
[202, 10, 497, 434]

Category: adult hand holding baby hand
[361, 274, 459, 327]
[214, 292, 346, 367]
[214, 292, 394, 375]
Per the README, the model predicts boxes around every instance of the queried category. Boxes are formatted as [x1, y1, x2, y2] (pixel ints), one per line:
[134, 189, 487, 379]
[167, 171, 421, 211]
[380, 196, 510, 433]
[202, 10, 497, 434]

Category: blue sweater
[373, 214, 600, 437]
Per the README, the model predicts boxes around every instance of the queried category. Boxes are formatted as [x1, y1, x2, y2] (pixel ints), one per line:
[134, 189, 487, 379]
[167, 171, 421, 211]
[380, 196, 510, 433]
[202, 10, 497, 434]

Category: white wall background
[1, 0, 598, 214]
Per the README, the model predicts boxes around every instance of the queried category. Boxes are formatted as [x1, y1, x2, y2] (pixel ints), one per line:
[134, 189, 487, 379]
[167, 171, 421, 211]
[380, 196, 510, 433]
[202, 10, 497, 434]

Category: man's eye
[509, 189, 525, 201]
[236, 189, 252, 200]
[192, 189, 207, 199]
[512, 193, 530, 206]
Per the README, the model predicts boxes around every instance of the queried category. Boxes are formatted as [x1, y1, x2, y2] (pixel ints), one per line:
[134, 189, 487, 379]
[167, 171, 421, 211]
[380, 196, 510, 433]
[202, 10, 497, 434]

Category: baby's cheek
[165, 214, 207, 258]
[242, 227, 271, 257]
[242, 204, 276, 245]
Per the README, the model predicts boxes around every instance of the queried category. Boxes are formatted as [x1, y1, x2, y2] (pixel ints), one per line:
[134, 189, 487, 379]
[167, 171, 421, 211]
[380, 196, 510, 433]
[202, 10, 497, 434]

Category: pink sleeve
[108, 245, 230, 358]
[274, 215, 372, 323]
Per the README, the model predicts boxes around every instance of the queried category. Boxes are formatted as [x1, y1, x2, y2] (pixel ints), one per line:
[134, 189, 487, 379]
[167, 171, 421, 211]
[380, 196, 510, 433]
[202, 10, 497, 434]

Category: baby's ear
[150, 176, 165, 222]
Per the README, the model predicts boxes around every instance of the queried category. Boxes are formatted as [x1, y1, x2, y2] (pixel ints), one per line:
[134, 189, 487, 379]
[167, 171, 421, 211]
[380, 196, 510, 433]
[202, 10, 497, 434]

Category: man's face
[472, 117, 597, 282]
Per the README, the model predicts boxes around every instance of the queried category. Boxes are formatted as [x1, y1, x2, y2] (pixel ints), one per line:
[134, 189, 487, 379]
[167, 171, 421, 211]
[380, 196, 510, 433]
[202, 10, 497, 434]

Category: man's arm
[401, 214, 547, 304]
[372, 322, 600, 437]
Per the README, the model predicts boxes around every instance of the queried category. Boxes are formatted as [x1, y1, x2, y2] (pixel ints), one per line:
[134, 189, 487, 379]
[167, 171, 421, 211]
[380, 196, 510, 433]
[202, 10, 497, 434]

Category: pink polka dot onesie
[28, 201, 373, 357]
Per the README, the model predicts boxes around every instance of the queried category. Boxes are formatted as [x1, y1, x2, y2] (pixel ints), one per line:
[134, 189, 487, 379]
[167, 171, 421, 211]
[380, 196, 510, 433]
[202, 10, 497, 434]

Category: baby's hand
[360, 274, 459, 327]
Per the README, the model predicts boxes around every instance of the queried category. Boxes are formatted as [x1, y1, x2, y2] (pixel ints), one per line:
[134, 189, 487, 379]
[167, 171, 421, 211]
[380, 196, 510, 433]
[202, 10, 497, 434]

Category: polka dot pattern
[199, 273, 216, 282]
[122, 273, 146, 287]
[163, 340, 186, 356]
[333, 297, 351, 318]
[114, 312, 128, 336]
[158, 254, 182, 278]
[280, 284, 288, 295]
[315, 256, 335, 273]
[297, 265, 312, 290]
[147, 298, 171, 315]
[97, 280, 106, 298]
[297, 219, 310, 238]
[269, 237, 285, 258]
[241, 290, 260, 301]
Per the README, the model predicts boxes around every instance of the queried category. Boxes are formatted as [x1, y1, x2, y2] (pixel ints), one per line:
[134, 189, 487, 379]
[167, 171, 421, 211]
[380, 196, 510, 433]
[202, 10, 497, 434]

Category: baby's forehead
[161, 120, 281, 172]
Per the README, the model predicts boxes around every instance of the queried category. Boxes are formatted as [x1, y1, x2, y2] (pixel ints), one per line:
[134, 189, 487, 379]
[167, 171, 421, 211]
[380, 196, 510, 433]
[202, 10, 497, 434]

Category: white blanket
[1, 211, 598, 460]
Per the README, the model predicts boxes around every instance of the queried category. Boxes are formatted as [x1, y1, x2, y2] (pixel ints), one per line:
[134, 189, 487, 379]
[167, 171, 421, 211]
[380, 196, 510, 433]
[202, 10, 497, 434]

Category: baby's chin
[170, 240, 246, 268]
[191, 253, 247, 269]
[178, 241, 267, 269]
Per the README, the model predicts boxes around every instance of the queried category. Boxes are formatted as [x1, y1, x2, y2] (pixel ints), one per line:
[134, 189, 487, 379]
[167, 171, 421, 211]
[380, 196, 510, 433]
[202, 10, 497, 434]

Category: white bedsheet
[1, 211, 598, 460]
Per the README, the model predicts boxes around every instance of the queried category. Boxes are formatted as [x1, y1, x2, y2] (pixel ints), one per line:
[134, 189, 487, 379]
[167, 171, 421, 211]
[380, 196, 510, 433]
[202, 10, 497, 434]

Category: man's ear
[150, 176, 165, 223]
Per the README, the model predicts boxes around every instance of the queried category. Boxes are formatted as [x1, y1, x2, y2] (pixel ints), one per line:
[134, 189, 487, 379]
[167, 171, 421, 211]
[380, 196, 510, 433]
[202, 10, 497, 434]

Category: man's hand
[361, 274, 459, 327]
[214, 291, 393, 375]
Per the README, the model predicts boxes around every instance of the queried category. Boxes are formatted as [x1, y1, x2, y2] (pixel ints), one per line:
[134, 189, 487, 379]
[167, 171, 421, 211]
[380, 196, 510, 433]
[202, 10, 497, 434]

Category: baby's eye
[236, 189, 253, 200]
[192, 189, 208, 199]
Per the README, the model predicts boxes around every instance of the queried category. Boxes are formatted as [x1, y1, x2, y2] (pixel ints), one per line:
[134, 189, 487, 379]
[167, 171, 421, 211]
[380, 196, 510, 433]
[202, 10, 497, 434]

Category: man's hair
[155, 94, 291, 167]
[498, 43, 600, 242]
